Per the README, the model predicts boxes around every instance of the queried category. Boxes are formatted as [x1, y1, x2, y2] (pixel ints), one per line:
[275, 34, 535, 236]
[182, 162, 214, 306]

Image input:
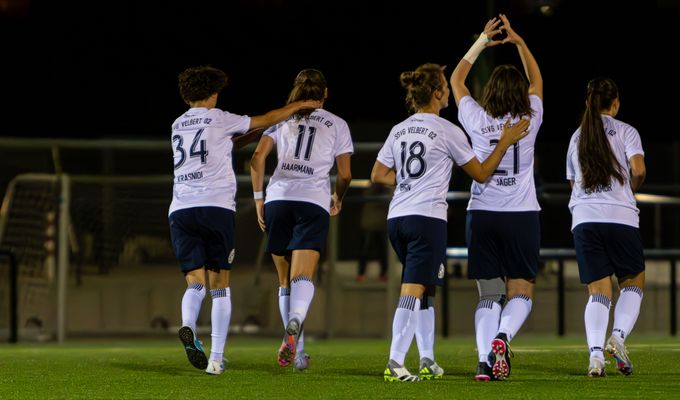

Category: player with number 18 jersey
[377, 114, 475, 222]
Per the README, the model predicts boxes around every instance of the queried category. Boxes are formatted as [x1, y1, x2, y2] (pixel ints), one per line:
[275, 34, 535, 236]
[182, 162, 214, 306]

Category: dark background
[0, 0, 664, 140]
[0, 0, 676, 252]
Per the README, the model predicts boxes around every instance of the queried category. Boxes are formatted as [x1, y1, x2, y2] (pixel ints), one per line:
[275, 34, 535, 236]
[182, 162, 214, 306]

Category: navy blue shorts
[573, 222, 645, 284]
[466, 210, 540, 280]
[265, 200, 329, 256]
[387, 215, 447, 286]
[169, 207, 235, 272]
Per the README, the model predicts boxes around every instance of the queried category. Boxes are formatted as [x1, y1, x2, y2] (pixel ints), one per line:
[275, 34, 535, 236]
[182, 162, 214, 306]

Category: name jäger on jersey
[378, 113, 476, 221]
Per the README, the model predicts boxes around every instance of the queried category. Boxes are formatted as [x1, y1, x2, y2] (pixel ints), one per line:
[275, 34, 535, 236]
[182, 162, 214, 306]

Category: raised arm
[461, 118, 530, 182]
[499, 14, 543, 100]
[250, 136, 274, 231]
[248, 100, 322, 131]
[450, 17, 504, 106]
[330, 153, 352, 216]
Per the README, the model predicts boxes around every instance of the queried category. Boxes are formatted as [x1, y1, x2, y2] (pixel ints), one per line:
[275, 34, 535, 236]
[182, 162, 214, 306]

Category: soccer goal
[0, 173, 176, 342]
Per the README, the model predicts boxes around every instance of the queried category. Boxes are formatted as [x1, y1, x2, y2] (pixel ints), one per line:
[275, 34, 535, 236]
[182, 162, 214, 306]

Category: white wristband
[253, 191, 264, 200]
[463, 32, 489, 65]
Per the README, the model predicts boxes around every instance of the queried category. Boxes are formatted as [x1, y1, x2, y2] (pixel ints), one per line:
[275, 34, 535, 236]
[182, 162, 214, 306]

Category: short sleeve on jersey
[376, 136, 395, 169]
[529, 95, 544, 126]
[333, 120, 354, 157]
[217, 111, 250, 136]
[623, 126, 644, 159]
[445, 126, 476, 166]
[263, 123, 280, 144]
[566, 134, 576, 180]
[457, 96, 485, 134]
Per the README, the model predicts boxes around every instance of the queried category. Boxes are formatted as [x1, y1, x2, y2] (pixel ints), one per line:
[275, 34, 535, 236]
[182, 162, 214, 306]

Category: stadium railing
[2, 138, 680, 340]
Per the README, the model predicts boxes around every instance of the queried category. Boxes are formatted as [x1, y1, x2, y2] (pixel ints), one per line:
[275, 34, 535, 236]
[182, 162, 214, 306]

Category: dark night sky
[0, 0, 665, 142]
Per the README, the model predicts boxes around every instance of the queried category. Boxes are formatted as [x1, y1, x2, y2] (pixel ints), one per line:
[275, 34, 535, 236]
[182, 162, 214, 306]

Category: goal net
[0, 173, 175, 342]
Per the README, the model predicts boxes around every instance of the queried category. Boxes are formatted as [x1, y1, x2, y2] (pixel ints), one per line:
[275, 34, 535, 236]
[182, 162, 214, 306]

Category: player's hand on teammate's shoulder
[291, 100, 322, 112]
[499, 118, 531, 147]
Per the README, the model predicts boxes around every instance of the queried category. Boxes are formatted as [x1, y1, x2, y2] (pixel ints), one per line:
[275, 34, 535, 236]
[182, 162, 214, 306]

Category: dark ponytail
[578, 78, 624, 190]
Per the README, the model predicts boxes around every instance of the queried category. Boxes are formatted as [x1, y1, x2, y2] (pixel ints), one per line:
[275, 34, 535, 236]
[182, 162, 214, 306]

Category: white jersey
[264, 109, 353, 213]
[169, 107, 250, 215]
[377, 113, 476, 221]
[457, 95, 543, 211]
[566, 115, 644, 229]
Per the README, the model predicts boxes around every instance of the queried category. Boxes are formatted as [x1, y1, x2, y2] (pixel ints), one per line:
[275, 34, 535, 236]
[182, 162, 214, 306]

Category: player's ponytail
[578, 77, 624, 191]
[287, 69, 327, 118]
[400, 63, 445, 114]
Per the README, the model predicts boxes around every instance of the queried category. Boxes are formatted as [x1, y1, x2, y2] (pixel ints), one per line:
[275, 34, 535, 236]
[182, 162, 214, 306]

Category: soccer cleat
[474, 361, 495, 381]
[178, 326, 208, 370]
[605, 335, 633, 375]
[277, 318, 300, 367]
[294, 353, 310, 371]
[489, 336, 513, 380]
[587, 358, 606, 378]
[418, 357, 444, 380]
[205, 359, 225, 375]
[384, 359, 420, 382]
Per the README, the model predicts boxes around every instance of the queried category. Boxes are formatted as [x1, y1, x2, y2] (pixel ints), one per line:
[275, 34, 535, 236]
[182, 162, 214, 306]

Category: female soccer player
[169, 65, 320, 375]
[372, 63, 529, 382]
[567, 77, 646, 377]
[250, 69, 353, 370]
[450, 14, 543, 381]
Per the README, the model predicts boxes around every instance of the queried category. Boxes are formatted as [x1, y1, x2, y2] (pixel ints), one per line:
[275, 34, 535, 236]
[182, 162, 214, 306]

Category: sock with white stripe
[389, 296, 420, 365]
[585, 293, 611, 361]
[498, 294, 532, 342]
[475, 299, 502, 363]
[209, 287, 231, 362]
[612, 286, 643, 342]
[415, 296, 435, 361]
[289, 276, 315, 323]
[181, 283, 205, 332]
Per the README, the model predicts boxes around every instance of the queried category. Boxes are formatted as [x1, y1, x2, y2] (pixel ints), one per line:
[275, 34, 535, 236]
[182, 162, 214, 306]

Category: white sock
[498, 295, 532, 342]
[209, 287, 231, 362]
[389, 296, 420, 365]
[289, 276, 315, 323]
[612, 286, 643, 341]
[415, 296, 435, 361]
[585, 294, 611, 361]
[278, 287, 290, 329]
[181, 283, 205, 332]
[279, 286, 304, 354]
[475, 299, 502, 363]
